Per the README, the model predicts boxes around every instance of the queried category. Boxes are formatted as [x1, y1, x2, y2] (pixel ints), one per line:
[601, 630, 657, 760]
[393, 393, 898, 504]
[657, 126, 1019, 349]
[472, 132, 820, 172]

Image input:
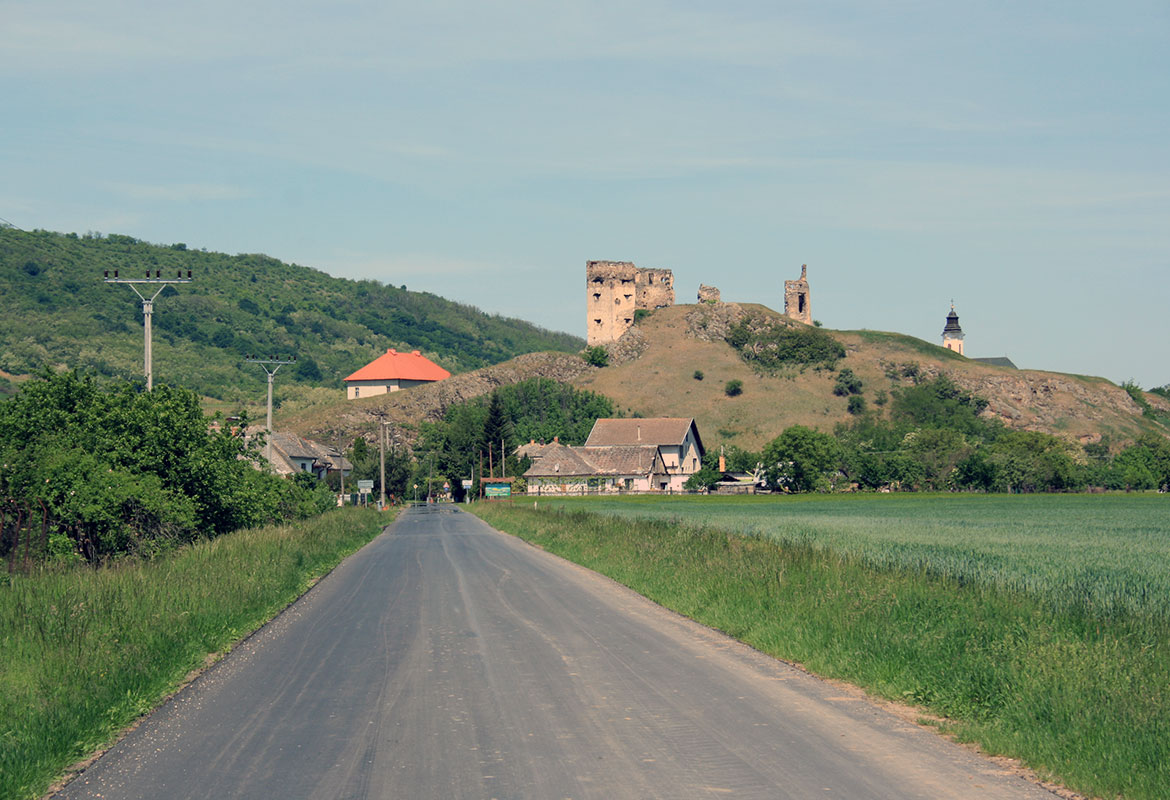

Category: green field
[533, 493, 1170, 619]
[475, 494, 1170, 799]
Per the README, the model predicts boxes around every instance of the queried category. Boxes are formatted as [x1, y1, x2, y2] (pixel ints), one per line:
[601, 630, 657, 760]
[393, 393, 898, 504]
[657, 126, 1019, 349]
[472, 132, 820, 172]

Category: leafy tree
[724, 379, 743, 397]
[693, 370, 704, 381]
[847, 395, 866, 415]
[683, 466, 723, 492]
[763, 425, 840, 492]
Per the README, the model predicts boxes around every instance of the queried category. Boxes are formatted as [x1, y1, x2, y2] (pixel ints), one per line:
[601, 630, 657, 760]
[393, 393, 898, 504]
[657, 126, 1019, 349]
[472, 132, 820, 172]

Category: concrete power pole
[245, 355, 296, 466]
[103, 269, 193, 390]
[379, 418, 388, 510]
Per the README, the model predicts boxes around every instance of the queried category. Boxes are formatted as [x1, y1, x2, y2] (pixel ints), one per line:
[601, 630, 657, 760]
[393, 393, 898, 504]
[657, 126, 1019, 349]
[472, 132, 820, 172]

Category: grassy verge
[0, 506, 390, 800]
[471, 502, 1170, 800]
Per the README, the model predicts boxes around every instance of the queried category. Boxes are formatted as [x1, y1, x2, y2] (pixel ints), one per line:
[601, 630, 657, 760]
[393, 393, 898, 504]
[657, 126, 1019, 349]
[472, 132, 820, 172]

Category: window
[354, 387, 360, 398]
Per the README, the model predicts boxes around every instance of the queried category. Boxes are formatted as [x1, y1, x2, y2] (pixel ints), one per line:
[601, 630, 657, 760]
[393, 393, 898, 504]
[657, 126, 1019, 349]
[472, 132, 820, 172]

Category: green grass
[0, 506, 389, 800]
[472, 497, 1170, 800]
[534, 494, 1170, 620]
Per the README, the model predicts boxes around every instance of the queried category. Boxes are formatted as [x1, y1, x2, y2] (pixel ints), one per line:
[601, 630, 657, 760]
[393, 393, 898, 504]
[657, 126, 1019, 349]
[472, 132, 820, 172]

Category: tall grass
[538, 494, 1170, 620]
[0, 507, 388, 800]
[473, 502, 1170, 800]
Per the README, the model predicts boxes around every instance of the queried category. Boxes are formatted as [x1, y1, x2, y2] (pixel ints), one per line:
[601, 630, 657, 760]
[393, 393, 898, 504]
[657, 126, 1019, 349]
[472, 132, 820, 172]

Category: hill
[0, 226, 582, 403]
[280, 300, 1167, 458]
[574, 303, 1170, 452]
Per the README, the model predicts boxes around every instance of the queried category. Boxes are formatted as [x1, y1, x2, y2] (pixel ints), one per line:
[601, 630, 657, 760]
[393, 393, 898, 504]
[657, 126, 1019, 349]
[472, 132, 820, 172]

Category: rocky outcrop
[684, 302, 747, 342]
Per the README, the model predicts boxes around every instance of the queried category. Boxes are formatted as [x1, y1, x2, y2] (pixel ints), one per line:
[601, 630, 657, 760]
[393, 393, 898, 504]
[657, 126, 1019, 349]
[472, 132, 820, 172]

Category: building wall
[943, 335, 965, 355]
[783, 264, 812, 325]
[346, 378, 435, 399]
[586, 260, 675, 345]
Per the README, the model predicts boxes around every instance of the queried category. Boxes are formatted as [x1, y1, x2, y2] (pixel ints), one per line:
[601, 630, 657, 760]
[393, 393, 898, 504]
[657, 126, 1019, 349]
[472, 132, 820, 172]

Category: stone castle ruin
[783, 264, 812, 325]
[586, 260, 813, 344]
[586, 261, 675, 345]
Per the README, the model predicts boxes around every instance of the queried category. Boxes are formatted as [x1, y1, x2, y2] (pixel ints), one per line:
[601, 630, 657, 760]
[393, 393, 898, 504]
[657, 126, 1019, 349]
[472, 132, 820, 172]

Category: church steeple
[942, 302, 965, 355]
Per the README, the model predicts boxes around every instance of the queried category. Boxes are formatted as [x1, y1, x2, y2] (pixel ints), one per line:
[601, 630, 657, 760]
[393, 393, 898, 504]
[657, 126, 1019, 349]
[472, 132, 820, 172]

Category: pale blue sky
[3, 1, 1167, 387]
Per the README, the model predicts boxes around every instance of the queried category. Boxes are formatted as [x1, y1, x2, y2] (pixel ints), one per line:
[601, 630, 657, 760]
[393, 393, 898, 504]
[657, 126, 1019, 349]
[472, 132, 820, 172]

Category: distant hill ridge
[0, 227, 582, 401]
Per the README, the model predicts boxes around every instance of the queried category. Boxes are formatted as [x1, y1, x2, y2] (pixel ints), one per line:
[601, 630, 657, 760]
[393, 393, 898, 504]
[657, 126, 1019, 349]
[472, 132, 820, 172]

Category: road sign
[357, 480, 374, 493]
[461, 480, 472, 489]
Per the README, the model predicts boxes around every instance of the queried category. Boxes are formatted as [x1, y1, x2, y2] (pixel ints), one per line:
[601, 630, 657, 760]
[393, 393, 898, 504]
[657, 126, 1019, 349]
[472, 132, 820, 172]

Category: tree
[683, 466, 722, 492]
[763, 425, 840, 492]
[833, 368, 862, 396]
[724, 379, 743, 397]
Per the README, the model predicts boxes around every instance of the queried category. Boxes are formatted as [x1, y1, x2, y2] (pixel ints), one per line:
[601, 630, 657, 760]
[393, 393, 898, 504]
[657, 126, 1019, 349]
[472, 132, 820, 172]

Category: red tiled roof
[344, 348, 451, 383]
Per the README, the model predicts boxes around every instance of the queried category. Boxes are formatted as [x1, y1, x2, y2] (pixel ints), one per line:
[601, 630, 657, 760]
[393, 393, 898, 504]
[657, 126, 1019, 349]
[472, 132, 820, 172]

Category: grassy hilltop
[574, 303, 1168, 451]
[0, 227, 582, 405]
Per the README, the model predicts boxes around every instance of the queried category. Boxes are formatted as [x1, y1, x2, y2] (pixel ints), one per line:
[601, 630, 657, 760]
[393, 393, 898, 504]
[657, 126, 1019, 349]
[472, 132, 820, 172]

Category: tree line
[690, 376, 1170, 493]
[0, 371, 335, 565]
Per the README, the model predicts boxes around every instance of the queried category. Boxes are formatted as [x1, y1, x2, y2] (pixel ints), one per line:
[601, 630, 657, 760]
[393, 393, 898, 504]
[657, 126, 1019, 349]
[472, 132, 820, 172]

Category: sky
[3, 0, 1168, 388]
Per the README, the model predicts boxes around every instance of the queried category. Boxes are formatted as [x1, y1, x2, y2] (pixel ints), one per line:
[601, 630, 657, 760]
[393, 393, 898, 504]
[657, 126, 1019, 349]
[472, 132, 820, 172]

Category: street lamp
[244, 354, 296, 465]
[103, 269, 193, 390]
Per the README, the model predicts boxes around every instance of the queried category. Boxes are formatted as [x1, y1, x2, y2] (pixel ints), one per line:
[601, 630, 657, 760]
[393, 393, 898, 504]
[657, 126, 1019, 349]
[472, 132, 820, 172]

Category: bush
[583, 345, 609, 367]
[724, 379, 743, 397]
[847, 395, 867, 415]
[726, 314, 844, 371]
[693, 370, 704, 381]
[833, 368, 863, 396]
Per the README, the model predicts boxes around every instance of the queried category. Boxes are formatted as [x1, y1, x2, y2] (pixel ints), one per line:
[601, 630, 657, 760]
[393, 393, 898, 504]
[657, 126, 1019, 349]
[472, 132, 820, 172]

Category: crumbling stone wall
[586, 260, 675, 345]
[784, 264, 812, 324]
[697, 284, 720, 303]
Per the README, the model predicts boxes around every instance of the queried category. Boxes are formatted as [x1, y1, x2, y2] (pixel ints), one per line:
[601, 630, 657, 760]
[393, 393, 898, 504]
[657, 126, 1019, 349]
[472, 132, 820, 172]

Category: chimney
[387, 348, 396, 354]
[719, 445, 726, 473]
[411, 350, 421, 355]
[637, 425, 641, 441]
[553, 436, 559, 444]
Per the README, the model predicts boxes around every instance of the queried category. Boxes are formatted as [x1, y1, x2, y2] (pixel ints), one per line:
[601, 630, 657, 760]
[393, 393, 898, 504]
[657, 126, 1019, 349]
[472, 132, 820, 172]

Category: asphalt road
[56, 504, 1059, 800]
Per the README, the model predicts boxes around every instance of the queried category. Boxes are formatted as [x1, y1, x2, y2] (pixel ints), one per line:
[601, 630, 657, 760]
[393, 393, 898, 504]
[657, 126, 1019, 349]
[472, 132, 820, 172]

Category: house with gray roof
[522, 418, 704, 494]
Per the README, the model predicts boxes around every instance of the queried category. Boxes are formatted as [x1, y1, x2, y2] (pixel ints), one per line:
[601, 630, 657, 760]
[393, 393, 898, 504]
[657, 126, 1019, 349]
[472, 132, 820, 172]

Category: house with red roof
[343, 348, 451, 400]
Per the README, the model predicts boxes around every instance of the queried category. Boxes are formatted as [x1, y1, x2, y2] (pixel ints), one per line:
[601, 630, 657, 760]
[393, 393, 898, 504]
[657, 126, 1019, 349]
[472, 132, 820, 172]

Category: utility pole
[244, 354, 296, 466]
[103, 269, 192, 390]
[378, 417, 388, 510]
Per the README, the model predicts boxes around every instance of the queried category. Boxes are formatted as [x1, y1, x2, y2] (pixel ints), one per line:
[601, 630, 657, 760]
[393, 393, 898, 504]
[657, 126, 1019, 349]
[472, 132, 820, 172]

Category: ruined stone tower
[784, 264, 812, 324]
[942, 303, 965, 355]
[586, 261, 675, 345]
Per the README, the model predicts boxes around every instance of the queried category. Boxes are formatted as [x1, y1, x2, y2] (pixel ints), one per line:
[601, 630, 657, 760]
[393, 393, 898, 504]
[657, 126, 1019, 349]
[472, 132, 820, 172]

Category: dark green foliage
[0, 371, 332, 562]
[833, 368, 863, 396]
[726, 314, 844, 371]
[0, 228, 582, 403]
[683, 466, 722, 491]
[582, 345, 609, 367]
[1151, 385, 1169, 401]
[693, 370, 704, 381]
[1122, 380, 1153, 416]
[724, 379, 743, 397]
[847, 395, 866, 415]
[763, 425, 839, 492]
[294, 356, 323, 382]
[416, 378, 618, 487]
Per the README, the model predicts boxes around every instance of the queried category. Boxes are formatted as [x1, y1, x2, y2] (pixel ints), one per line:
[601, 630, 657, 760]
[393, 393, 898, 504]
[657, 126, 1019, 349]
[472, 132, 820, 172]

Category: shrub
[583, 345, 609, 367]
[726, 314, 844, 371]
[847, 395, 867, 415]
[693, 370, 704, 381]
[724, 379, 743, 397]
[833, 368, 863, 396]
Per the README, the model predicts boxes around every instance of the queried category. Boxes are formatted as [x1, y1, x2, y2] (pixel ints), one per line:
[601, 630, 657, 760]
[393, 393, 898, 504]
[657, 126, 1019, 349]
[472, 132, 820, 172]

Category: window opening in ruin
[624, 294, 632, 301]
[594, 319, 602, 325]
[798, 294, 806, 314]
[624, 318, 631, 324]
[593, 293, 601, 300]
[593, 277, 603, 283]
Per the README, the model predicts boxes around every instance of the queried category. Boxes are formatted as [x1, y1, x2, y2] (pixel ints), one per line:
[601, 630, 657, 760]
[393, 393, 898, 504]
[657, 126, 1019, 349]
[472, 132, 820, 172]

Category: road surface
[56, 504, 1058, 799]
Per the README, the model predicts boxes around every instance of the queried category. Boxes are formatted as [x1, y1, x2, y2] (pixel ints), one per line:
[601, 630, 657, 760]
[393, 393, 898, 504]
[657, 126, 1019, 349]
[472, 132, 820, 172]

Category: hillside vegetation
[576, 303, 1169, 452]
[0, 227, 582, 403]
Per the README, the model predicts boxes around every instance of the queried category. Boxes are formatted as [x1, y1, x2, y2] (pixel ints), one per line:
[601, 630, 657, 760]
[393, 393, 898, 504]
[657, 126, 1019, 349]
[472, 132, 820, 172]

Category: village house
[523, 418, 705, 495]
[343, 348, 450, 400]
[264, 432, 353, 481]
